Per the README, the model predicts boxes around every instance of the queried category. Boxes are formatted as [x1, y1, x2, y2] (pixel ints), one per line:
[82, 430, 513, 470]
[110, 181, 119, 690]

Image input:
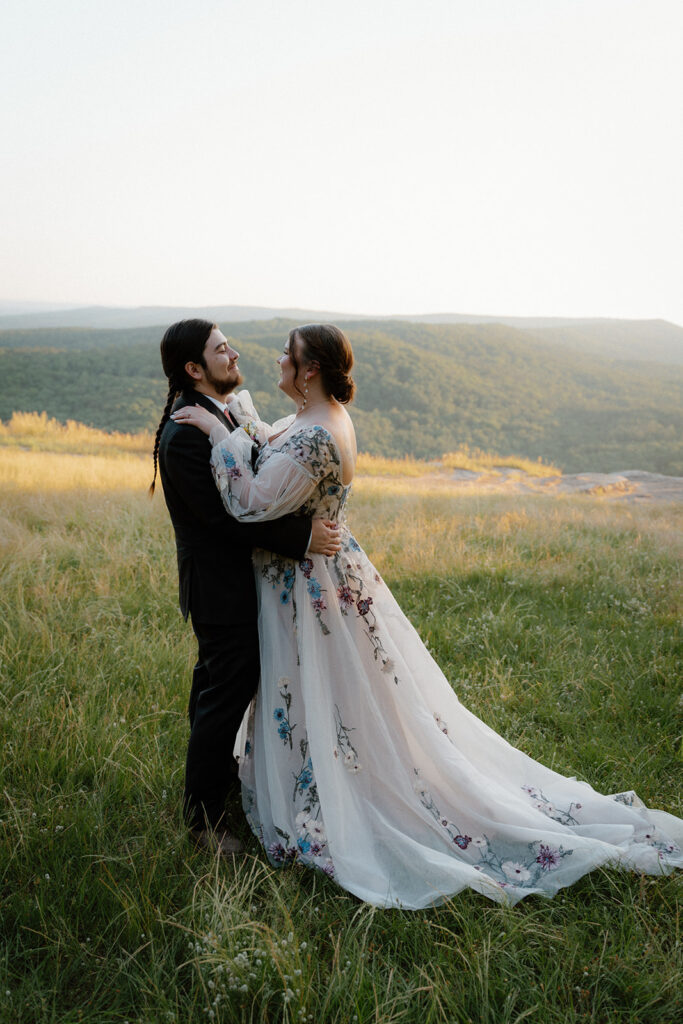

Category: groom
[152, 319, 340, 856]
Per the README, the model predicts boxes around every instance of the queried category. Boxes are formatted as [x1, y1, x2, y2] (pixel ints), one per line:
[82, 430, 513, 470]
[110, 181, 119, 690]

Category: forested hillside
[1, 319, 681, 474]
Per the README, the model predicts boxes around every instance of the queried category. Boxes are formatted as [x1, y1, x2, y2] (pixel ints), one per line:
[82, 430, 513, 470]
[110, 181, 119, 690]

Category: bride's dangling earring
[300, 376, 309, 413]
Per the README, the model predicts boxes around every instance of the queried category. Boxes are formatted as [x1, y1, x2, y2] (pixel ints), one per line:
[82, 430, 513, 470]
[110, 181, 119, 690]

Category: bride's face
[277, 332, 305, 400]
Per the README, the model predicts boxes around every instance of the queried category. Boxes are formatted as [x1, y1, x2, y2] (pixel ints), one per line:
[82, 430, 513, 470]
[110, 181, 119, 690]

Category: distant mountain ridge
[0, 317, 681, 475]
[0, 304, 681, 363]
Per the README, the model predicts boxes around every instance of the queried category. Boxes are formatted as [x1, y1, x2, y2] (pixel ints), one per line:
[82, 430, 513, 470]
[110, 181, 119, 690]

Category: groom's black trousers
[184, 618, 260, 831]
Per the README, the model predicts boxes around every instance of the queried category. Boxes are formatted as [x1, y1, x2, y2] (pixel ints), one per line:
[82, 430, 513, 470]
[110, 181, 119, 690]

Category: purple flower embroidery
[357, 597, 373, 616]
[536, 844, 561, 870]
[228, 466, 242, 479]
[337, 584, 354, 609]
[312, 597, 327, 612]
[299, 558, 314, 578]
[268, 843, 286, 863]
[453, 834, 472, 849]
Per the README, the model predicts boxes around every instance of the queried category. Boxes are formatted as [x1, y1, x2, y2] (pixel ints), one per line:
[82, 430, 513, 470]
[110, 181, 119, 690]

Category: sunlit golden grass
[355, 452, 443, 476]
[0, 410, 154, 455]
[0, 447, 153, 493]
[0, 413, 562, 479]
[442, 444, 561, 477]
[350, 476, 683, 580]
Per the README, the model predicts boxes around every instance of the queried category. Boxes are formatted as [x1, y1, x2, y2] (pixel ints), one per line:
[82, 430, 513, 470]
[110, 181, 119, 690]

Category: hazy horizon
[1, 298, 682, 331]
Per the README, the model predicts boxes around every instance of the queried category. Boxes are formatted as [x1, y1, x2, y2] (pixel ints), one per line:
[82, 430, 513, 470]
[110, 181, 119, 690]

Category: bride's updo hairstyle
[290, 323, 355, 404]
[149, 318, 215, 496]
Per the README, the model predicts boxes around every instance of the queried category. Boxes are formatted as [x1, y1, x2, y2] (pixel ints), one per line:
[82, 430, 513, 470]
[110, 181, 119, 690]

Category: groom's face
[200, 328, 242, 396]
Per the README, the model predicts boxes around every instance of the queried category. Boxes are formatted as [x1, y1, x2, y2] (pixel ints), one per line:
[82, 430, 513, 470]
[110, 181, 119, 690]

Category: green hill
[1, 319, 681, 474]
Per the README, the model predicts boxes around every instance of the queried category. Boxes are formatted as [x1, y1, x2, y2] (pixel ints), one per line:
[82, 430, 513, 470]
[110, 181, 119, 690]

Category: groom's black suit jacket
[158, 390, 310, 625]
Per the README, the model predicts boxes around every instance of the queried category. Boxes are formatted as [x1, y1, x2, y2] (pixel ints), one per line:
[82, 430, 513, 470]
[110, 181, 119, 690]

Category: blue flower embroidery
[274, 708, 286, 722]
[296, 758, 313, 791]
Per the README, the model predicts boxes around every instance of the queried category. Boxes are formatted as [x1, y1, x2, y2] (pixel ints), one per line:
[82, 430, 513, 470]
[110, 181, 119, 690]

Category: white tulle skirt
[237, 531, 683, 908]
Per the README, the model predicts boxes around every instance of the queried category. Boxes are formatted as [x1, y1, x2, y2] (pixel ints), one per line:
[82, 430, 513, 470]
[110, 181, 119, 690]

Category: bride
[171, 323, 683, 908]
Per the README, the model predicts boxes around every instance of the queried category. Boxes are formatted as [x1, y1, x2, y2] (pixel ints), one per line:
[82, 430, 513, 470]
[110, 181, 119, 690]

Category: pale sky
[1, 0, 681, 323]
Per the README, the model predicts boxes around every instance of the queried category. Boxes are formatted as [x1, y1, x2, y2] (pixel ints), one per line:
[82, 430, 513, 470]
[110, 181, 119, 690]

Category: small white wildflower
[44, 873, 50, 881]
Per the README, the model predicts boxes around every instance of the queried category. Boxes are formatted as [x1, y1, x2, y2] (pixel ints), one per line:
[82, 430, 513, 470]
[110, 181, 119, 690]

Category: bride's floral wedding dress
[209, 392, 683, 908]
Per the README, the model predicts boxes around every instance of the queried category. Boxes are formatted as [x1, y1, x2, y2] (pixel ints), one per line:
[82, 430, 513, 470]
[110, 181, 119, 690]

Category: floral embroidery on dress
[273, 678, 295, 749]
[414, 769, 574, 891]
[266, 738, 334, 876]
[521, 785, 582, 826]
[332, 557, 399, 683]
[299, 557, 330, 634]
[333, 705, 362, 772]
[213, 448, 242, 488]
[261, 554, 297, 609]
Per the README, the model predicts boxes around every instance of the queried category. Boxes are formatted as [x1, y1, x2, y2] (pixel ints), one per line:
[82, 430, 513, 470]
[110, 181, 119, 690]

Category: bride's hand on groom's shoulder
[171, 405, 216, 436]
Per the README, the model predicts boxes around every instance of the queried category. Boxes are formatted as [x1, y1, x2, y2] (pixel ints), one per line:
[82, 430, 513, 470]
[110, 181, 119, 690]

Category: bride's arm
[210, 430, 322, 522]
[170, 406, 335, 523]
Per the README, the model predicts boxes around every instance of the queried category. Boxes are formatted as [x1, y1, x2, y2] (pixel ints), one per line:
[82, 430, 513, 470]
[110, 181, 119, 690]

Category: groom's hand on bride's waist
[309, 519, 341, 557]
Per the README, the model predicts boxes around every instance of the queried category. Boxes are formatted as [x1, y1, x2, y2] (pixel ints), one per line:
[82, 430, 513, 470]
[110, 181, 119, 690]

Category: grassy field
[0, 441, 682, 1024]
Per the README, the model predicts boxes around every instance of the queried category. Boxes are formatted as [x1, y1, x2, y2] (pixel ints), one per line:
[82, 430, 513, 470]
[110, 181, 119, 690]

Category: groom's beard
[204, 364, 243, 398]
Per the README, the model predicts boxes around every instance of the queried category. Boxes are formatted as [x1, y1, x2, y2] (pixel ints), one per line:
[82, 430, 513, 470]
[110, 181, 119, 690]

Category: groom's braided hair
[149, 318, 215, 496]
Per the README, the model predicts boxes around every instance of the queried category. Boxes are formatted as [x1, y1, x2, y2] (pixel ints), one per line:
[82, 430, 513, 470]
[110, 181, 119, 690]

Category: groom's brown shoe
[190, 827, 244, 857]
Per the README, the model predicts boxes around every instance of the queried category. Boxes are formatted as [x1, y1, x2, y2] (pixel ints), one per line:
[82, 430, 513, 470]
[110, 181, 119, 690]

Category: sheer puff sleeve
[227, 389, 295, 446]
[210, 424, 338, 522]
